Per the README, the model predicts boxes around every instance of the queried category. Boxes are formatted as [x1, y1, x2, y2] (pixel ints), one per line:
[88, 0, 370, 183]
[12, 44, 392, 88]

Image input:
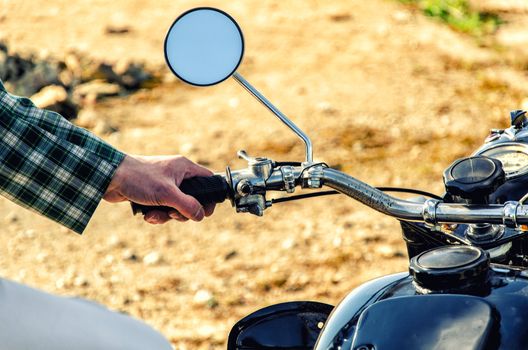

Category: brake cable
[271, 187, 443, 204]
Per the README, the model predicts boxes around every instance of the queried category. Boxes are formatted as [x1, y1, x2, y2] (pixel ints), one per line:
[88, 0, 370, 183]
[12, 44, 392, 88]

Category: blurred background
[1, 0, 527, 348]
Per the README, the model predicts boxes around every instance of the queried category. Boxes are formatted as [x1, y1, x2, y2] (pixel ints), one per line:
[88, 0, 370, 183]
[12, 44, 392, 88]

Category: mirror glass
[164, 7, 244, 86]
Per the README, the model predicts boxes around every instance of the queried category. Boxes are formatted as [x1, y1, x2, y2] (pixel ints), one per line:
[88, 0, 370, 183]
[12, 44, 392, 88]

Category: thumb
[162, 187, 205, 221]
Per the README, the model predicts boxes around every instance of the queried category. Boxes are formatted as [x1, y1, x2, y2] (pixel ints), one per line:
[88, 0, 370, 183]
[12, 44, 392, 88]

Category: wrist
[105, 154, 137, 200]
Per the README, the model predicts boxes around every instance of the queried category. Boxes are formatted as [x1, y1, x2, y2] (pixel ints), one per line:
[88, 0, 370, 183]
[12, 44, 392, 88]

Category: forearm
[0, 85, 124, 233]
[0, 80, 123, 166]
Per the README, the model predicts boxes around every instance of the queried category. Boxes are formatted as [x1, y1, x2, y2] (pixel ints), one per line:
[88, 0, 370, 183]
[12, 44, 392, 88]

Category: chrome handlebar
[321, 168, 525, 227]
[228, 155, 528, 228]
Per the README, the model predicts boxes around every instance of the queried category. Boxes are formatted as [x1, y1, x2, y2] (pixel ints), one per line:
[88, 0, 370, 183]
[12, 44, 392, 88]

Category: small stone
[93, 120, 118, 135]
[55, 278, 66, 289]
[317, 101, 338, 115]
[114, 59, 131, 75]
[104, 254, 115, 266]
[121, 63, 154, 89]
[282, 237, 297, 250]
[22, 229, 35, 238]
[376, 245, 398, 258]
[331, 273, 343, 284]
[5, 211, 18, 223]
[224, 250, 238, 260]
[193, 289, 214, 306]
[105, 25, 131, 35]
[31, 85, 79, 119]
[392, 10, 411, 23]
[143, 251, 162, 265]
[0, 50, 8, 80]
[15, 60, 62, 96]
[521, 98, 528, 111]
[328, 12, 352, 22]
[31, 85, 67, 107]
[73, 275, 89, 287]
[107, 234, 123, 248]
[58, 69, 75, 87]
[122, 249, 138, 261]
[180, 142, 196, 154]
[73, 80, 120, 103]
[74, 108, 99, 128]
[64, 52, 82, 78]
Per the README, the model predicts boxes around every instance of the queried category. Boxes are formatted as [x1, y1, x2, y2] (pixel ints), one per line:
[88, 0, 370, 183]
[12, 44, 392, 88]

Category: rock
[14, 60, 61, 96]
[180, 142, 196, 154]
[317, 101, 338, 115]
[80, 61, 108, 82]
[0, 50, 8, 80]
[64, 52, 82, 78]
[224, 250, 238, 260]
[93, 119, 118, 135]
[105, 25, 131, 35]
[122, 249, 138, 261]
[328, 12, 352, 22]
[104, 61, 153, 89]
[392, 10, 411, 23]
[74, 108, 99, 128]
[522, 98, 528, 111]
[281, 237, 297, 250]
[5, 211, 18, 223]
[107, 234, 125, 248]
[193, 289, 218, 308]
[81, 61, 152, 90]
[58, 69, 75, 87]
[73, 275, 89, 287]
[121, 62, 154, 89]
[30, 85, 79, 119]
[55, 278, 66, 289]
[143, 251, 162, 265]
[73, 80, 120, 103]
[22, 229, 35, 238]
[375, 244, 399, 258]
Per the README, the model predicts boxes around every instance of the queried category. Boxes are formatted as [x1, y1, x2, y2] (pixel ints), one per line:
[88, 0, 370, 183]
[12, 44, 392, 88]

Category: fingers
[143, 209, 189, 224]
[204, 203, 215, 217]
[168, 209, 188, 222]
[144, 210, 172, 224]
[183, 160, 214, 179]
[164, 187, 205, 221]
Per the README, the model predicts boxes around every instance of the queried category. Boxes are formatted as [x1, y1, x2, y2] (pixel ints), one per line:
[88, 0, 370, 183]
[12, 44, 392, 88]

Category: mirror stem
[232, 72, 313, 163]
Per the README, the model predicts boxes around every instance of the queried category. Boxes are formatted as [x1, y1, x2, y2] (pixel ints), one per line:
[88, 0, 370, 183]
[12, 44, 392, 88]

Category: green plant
[399, 0, 503, 37]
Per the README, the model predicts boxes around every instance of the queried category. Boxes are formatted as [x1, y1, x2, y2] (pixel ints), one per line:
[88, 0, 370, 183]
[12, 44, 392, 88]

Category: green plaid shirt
[0, 80, 124, 234]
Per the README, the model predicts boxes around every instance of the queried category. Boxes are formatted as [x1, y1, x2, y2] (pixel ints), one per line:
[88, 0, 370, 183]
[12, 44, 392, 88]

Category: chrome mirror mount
[164, 7, 314, 163]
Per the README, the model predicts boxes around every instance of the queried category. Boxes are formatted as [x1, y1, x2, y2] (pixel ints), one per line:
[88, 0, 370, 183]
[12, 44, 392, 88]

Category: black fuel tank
[351, 295, 498, 350]
[315, 267, 528, 350]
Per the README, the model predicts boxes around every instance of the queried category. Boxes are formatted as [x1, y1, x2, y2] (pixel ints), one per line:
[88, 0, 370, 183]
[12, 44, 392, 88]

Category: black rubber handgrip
[131, 175, 229, 216]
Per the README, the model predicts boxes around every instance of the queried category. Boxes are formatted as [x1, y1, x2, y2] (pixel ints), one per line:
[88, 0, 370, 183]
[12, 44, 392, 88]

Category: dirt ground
[1, 0, 528, 348]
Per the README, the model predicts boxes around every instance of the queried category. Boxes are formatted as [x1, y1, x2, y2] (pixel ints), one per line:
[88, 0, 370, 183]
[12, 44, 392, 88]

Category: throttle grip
[131, 175, 230, 216]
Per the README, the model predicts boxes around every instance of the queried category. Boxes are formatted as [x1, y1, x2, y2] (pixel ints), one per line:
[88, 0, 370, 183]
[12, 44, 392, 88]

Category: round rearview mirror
[164, 7, 244, 86]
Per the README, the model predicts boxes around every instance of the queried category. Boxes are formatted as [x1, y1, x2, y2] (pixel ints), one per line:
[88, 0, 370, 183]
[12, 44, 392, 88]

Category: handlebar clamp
[422, 199, 439, 227]
[503, 201, 519, 228]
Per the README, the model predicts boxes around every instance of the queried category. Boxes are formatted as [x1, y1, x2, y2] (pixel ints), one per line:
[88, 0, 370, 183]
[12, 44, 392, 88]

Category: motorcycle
[134, 7, 528, 349]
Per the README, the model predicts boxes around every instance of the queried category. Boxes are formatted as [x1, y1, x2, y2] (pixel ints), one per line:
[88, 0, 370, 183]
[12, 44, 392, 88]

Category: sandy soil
[1, 0, 528, 348]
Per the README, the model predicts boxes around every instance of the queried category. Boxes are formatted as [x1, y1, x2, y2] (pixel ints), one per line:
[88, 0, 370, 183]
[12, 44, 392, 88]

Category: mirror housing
[164, 7, 244, 86]
[227, 301, 333, 350]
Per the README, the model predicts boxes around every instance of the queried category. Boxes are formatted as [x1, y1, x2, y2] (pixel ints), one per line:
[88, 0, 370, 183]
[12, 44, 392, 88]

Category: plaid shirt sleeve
[0, 80, 125, 234]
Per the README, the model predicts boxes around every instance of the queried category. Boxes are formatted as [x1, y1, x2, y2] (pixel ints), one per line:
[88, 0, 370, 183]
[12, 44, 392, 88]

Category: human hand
[104, 155, 215, 224]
